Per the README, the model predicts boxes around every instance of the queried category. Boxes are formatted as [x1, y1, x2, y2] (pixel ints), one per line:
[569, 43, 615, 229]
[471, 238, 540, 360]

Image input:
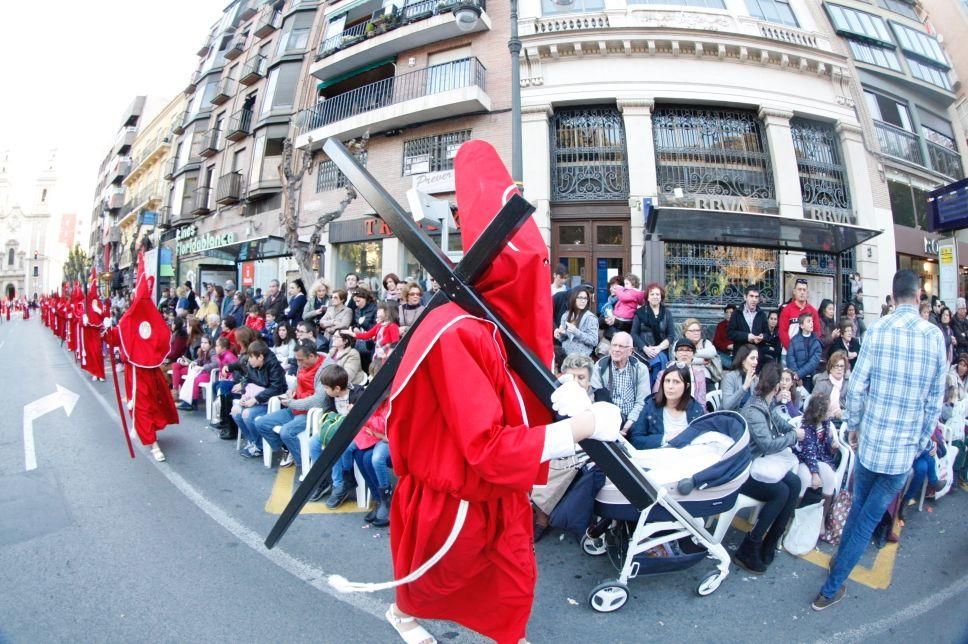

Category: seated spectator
[173, 335, 214, 412]
[295, 320, 328, 354]
[657, 339, 707, 407]
[531, 353, 610, 540]
[253, 339, 327, 470]
[721, 344, 758, 411]
[283, 279, 308, 325]
[303, 278, 331, 327]
[590, 331, 651, 436]
[812, 350, 849, 429]
[903, 428, 945, 507]
[204, 313, 221, 346]
[382, 273, 402, 302]
[348, 301, 400, 376]
[398, 282, 426, 336]
[209, 337, 239, 437]
[233, 340, 288, 459]
[793, 392, 841, 533]
[631, 282, 673, 372]
[817, 299, 840, 363]
[827, 319, 860, 371]
[949, 353, 968, 402]
[612, 273, 645, 334]
[735, 363, 803, 574]
[271, 322, 296, 367]
[843, 301, 865, 338]
[629, 362, 705, 449]
[774, 368, 805, 422]
[350, 405, 393, 526]
[197, 292, 219, 320]
[260, 310, 279, 345]
[226, 291, 246, 327]
[304, 365, 365, 504]
[713, 304, 737, 370]
[787, 312, 822, 392]
[328, 328, 366, 386]
[555, 288, 599, 357]
[244, 304, 265, 332]
[599, 276, 623, 345]
[759, 310, 782, 366]
[164, 318, 189, 380]
[319, 289, 353, 340]
[680, 317, 721, 389]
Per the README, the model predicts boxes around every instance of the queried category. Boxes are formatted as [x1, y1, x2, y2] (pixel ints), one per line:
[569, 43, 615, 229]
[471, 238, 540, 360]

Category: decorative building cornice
[758, 106, 794, 122]
[617, 99, 656, 115]
[835, 121, 864, 139]
[521, 104, 553, 122]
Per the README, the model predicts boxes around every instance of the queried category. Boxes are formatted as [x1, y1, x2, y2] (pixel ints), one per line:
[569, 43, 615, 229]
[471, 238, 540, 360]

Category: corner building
[516, 0, 962, 323]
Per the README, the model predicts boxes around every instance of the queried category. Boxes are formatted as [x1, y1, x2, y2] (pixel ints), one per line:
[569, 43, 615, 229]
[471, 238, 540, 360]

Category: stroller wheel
[696, 571, 724, 597]
[581, 533, 607, 557]
[588, 581, 629, 613]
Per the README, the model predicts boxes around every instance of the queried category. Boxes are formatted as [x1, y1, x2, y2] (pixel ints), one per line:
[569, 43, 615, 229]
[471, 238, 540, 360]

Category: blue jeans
[902, 451, 938, 501]
[232, 404, 267, 446]
[254, 408, 308, 464]
[370, 441, 391, 488]
[331, 443, 361, 490]
[820, 460, 907, 598]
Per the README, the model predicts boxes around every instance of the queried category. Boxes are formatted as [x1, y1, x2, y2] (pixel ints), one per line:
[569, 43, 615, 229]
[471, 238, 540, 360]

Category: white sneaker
[151, 445, 166, 462]
[279, 452, 294, 468]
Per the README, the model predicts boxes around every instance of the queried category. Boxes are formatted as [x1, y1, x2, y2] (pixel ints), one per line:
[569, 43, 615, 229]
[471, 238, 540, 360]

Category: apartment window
[542, 0, 605, 14]
[276, 12, 314, 56]
[746, 0, 798, 27]
[33, 266, 39, 277]
[888, 180, 929, 228]
[260, 63, 300, 117]
[317, 151, 368, 192]
[553, 107, 630, 202]
[403, 131, 471, 176]
[629, 0, 725, 7]
[824, 4, 893, 44]
[790, 118, 851, 210]
[249, 125, 287, 186]
[890, 22, 949, 67]
[876, 0, 918, 20]
[7, 248, 13, 265]
[847, 40, 902, 71]
[865, 90, 913, 131]
[906, 57, 952, 90]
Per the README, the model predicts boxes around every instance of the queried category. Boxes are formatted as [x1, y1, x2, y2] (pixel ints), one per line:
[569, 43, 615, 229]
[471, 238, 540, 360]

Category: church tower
[32, 149, 56, 215]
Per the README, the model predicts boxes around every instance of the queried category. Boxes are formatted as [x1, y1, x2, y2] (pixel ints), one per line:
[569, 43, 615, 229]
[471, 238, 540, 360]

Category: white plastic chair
[199, 368, 218, 421]
[262, 396, 283, 468]
[303, 407, 369, 507]
[705, 389, 722, 413]
[711, 494, 765, 543]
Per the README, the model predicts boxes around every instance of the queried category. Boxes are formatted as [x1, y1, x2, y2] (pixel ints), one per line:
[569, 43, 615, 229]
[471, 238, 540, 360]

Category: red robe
[386, 140, 553, 644]
[81, 271, 106, 380]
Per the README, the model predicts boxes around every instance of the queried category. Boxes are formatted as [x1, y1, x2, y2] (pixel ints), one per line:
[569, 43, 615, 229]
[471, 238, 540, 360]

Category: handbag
[178, 364, 202, 404]
[821, 441, 853, 546]
[749, 447, 798, 484]
[782, 501, 824, 555]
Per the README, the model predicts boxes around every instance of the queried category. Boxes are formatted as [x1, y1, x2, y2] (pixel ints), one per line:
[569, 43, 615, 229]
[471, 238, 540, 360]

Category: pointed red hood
[86, 267, 105, 325]
[116, 255, 170, 367]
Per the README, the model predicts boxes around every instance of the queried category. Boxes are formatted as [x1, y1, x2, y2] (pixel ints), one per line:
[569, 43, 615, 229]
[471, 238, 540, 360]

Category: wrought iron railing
[550, 107, 630, 201]
[664, 243, 781, 307]
[191, 187, 212, 215]
[926, 140, 963, 179]
[227, 108, 254, 140]
[200, 128, 222, 157]
[240, 55, 267, 85]
[316, 151, 368, 192]
[403, 131, 469, 175]
[216, 172, 244, 203]
[653, 106, 776, 208]
[873, 120, 923, 166]
[791, 118, 851, 210]
[299, 58, 486, 134]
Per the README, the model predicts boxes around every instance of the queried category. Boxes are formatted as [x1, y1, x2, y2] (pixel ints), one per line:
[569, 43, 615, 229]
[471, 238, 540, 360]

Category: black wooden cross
[265, 139, 713, 549]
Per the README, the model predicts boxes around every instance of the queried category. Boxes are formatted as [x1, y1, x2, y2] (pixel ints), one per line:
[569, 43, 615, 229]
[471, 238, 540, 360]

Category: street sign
[939, 238, 958, 306]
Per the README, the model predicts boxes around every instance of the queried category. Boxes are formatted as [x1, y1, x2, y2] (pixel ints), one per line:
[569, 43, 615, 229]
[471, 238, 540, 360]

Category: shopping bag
[179, 364, 201, 404]
[783, 501, 823, 555]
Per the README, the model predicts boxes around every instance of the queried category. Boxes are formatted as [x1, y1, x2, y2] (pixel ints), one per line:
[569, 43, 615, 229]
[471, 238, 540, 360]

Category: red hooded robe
[102, 257, 178, 446]
[71, 281, 84, 360]
[386, 140, 553, 644]
[80, 268, 106, 380]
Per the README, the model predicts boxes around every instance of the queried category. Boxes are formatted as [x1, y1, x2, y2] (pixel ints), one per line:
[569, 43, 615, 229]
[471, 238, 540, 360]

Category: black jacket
[631, 305, 674, 351]
[951, 313, 968, 355]
[727, 307, 768, 353]
[263, 292, 287, 319]
[231, 351, 288, 404]
[760, 327, 782, 365]
[321, 383, 366, 414]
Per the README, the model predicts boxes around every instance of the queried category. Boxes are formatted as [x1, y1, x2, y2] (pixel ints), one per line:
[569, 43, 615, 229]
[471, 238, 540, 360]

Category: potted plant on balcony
[341, 32, 364, 48]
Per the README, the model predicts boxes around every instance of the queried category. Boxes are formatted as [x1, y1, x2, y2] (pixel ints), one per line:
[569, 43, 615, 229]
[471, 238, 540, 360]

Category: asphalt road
[1, 315, 966, 643]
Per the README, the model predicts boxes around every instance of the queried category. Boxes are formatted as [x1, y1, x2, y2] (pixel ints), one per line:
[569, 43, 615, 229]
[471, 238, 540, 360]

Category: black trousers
[739, 471, 801, 541]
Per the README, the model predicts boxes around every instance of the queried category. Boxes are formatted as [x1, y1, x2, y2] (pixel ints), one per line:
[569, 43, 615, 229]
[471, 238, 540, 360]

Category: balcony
[296, 58, 489, 150]
[114, 127, 137, 155]
[215, 172, 245, 205]
[157, 206, 172, 230]
[239, 2, 258, 21]
[191, 187, 213, 216]
[226, 108, 253, 141]
[110, 156, 132, 184]
[199, 128, 222, 158]
[184, 70, 200, 95]
[172, 111, 189, 135]
[211, 77, 235, 106]
[163, 157, 177, 181]
[874, 121, 924, 167]
[239, 55, 267, 86]
[254, 8, 281, 38]
[224, 37, 246, 61]
[926, 141, 964, 180]
[312, 0, 489, 83]
[197, 40, 211, 57]
[106, 188, 125, 211]
[128, 132, 172, 181]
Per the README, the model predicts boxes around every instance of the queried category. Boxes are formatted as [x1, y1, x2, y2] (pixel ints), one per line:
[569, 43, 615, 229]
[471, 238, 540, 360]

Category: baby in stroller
[580, 411, 751, 612]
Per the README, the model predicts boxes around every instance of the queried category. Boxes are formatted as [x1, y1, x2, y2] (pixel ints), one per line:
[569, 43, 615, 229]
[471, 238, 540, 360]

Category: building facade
[0, 151, 55, 300]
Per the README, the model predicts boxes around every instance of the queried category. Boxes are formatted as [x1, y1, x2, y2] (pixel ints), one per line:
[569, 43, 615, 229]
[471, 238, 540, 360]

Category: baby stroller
[581, 411, 751, 612]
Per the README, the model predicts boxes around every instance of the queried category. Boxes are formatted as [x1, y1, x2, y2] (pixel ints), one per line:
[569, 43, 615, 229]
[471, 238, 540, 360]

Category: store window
[334, 241, 382, 285]
[652, 106, 775, 210]
[664, 243, 781, 307]
[745, 0, 798, 27]
[402, 130, 469, 176]
[551, 106, 629, 202]
[542, 0, 605, 14]
[790, 118, 851, 210]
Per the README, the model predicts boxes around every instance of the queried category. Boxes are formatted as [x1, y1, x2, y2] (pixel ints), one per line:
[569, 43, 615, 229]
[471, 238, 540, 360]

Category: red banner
[241, 262, 255, 287]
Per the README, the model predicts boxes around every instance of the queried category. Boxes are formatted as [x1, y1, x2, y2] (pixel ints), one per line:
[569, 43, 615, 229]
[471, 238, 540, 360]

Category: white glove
[589, 402, 622, 442]
[82, 314, 89, 325]
[103, 318, 114, 329]
[551, 374, 592, 418]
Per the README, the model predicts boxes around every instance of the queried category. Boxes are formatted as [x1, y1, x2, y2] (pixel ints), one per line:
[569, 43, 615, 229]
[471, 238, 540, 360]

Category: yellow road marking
[264, 466, 370, 515]
[730, 515, 900, 590]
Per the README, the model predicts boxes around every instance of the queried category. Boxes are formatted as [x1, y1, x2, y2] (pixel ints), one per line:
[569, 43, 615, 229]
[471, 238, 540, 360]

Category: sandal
[151, 445, 166, 462]
[385, 606, 436, 644]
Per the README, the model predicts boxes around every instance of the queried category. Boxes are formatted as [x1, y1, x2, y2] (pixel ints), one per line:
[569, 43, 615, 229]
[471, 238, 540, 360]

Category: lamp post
[454, 0, 523, 184]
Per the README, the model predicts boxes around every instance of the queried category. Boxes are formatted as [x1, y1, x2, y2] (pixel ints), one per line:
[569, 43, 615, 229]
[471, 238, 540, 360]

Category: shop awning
[645, 207, 882, 255]
[182, 235, 323, 263]
[316, 56, 396, 90]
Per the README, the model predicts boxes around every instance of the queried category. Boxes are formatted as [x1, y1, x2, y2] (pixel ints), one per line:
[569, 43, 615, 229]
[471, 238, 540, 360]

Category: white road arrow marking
[23, 384, 80, 471]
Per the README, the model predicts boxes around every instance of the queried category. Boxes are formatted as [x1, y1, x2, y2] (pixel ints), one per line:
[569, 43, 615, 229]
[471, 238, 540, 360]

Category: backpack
[315, 411, 344, 447]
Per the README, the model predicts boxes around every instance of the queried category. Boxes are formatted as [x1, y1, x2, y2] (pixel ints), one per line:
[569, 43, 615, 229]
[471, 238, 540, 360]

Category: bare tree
[278, 133, 368, 286]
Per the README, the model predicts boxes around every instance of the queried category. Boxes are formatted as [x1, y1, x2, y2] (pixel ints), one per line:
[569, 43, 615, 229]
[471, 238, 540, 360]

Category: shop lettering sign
[804, 207, 856, 225]
[176, 224, 235, 256]
[411, 170, 455, 195]
[693, 197, 750, 212]
[924, 237, 940, 255]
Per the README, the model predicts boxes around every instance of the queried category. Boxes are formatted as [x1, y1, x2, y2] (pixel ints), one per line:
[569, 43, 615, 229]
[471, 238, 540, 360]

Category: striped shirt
[845, 303, 947, 475]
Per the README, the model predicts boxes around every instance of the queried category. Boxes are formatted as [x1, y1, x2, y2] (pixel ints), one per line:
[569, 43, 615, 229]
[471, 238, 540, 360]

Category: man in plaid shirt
[812, 270, 947, 611]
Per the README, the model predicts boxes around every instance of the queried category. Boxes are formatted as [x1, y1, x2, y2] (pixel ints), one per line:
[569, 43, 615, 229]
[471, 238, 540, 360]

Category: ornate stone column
[521, 103, 554, 245]
[619, 99, 657, 278]
[758, 106, 802, 219]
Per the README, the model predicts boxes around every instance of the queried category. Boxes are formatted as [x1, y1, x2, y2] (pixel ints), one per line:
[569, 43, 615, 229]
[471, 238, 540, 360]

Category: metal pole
[509, 0, 522, 185]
